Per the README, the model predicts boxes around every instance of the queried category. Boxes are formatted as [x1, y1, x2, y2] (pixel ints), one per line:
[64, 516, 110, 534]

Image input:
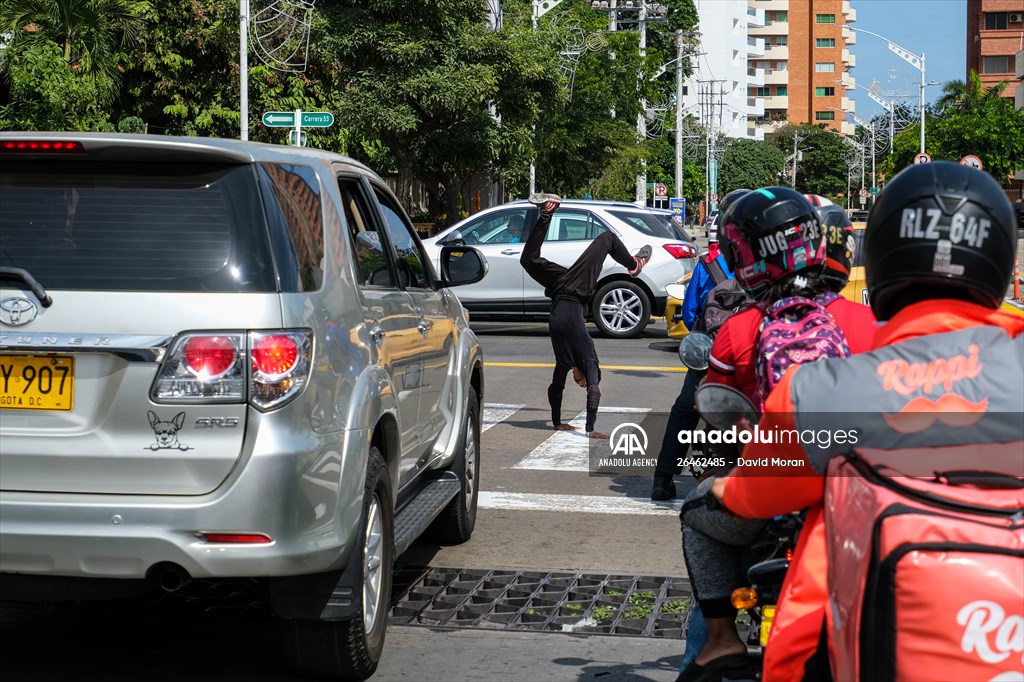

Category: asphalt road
[0, 320, 696, 682]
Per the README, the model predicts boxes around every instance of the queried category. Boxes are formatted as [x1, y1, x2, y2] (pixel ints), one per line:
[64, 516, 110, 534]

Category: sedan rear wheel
[592, 281, 651, 339]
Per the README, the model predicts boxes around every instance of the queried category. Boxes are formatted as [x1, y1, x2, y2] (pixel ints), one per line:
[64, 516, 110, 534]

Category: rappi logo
[957, 600, 1024, 676]
[877, 343, 989, 433]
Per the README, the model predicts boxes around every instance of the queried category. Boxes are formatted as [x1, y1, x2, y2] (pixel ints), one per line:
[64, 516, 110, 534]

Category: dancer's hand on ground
[554, 423, 580, 431]
[587, 431, 610, 440]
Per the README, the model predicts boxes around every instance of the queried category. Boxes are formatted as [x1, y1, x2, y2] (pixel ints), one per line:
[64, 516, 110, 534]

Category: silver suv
[424, 200, 698, 338]
[0, 133, 487, 680]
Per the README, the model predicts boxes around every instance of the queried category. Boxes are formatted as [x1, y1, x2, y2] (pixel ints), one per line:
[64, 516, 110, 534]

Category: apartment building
[967, 0, 1024, 101]
[681, 0, 768, 140]
[747, 0, 857, 135]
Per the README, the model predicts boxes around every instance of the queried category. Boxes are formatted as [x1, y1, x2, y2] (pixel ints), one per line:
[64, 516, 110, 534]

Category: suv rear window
[607, 210, 688, 241]
[0, 161, 277, 292]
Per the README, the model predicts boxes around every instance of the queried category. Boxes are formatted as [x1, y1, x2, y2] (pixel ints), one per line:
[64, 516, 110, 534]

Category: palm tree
[1, 0, 142, 99]
[935, 69, 1009, 114]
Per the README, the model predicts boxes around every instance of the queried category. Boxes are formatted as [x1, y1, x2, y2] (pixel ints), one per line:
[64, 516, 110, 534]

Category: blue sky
[849, 0, 966, 117]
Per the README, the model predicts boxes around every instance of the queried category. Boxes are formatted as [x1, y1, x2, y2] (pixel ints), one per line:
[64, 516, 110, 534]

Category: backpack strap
[704, 256, 728, 285]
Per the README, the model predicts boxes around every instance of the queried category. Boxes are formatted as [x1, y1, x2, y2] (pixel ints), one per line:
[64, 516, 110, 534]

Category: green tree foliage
[768, 123, 850, 196]
[0, 0, 142, 129]
[318, 1, 562, 222]
[717, 138, 786, 196]
[883, 71, 1024, 183]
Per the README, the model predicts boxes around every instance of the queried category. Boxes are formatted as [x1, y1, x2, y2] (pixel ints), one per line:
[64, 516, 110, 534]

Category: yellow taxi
[840, 223, 868, 305]
[664, 271, 693, 339]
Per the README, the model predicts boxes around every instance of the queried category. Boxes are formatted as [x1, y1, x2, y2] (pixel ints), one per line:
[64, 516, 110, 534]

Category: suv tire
[284, 446, 393, 681]
[430, 386, 480, 544]
[592, 281, 651, 339]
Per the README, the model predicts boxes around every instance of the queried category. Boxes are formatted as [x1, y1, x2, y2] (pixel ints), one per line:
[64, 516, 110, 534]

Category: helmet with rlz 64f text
[864, 161, 1016, 320]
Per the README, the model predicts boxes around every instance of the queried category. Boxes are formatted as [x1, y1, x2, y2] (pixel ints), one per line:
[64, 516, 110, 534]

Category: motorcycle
[694, 382, 803, 675]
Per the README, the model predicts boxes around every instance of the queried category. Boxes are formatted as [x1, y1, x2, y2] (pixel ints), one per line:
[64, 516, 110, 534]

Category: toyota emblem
[0, 297, 39, 326]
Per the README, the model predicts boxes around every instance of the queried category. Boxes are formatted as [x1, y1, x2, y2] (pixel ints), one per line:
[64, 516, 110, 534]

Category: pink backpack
[754, 292, 850, 410]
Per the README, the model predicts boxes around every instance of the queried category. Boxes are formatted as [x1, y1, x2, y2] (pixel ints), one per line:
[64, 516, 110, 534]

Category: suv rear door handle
[369, 326, 384, 344]
[501, 249, 521, 256]
[417, 320, 433, 335]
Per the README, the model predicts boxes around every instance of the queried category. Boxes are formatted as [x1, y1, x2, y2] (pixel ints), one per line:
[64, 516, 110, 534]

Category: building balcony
[747, 5, 765, 28]
[842, 1, 856, 22]
[747, 126, 766, 141]
[842, 97, 855, 112]
[841, 120, 857, 136]
[764, 44, 789, 59]
[765, 95, 789, 109]
[843, 26, 856, 44]
[764, 68, 789, 85]
[749, 23, 788, 37]
[842, 49, 856, 68]
[748, 66, 765, 86]
[747, 97, 765, 116]
[753, 0, 789, 10]
[747, 36, 766, 57]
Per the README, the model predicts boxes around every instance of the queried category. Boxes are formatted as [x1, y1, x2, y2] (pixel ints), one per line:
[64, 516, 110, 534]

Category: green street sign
[262, 111, 295, 127]
[300, 112, 334, 127]
[870, 187, 878, 195]
[261, 111, 334, 128]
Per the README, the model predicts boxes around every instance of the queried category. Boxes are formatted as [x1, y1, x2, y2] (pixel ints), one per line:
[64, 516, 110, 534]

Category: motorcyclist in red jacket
[710, 162, 1024, 681]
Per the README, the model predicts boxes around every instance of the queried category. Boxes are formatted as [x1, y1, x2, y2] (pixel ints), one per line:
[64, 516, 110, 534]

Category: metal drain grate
[389, 567, 693, 637]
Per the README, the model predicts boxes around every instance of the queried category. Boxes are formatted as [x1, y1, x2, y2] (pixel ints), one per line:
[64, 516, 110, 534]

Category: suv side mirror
[438, 230, 466, 247]
[437, 245, 488, 287]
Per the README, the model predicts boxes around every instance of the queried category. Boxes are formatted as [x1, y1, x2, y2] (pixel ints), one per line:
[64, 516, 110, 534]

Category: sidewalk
[375, 626, 685, 682]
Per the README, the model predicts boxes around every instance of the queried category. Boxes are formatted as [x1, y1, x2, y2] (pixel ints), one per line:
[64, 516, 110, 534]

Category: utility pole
[240, 0, 249, 140]
[674, 29, 683, 198]
[792, 133, 799, 188]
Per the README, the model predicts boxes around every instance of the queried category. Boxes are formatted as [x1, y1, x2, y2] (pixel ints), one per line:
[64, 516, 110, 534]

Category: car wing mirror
[438, 230, 466, 247]
[665, 283, 687, 300]
[437, 245, 488, 287]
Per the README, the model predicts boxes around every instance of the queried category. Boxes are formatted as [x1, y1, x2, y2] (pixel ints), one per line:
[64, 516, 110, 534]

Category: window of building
[749, 86, 770, 97]
[777, 36, 788, 46]
[816, 14, 836, 23]
[815, 111, 835, 121]
[776, 61, 788, 71]
[816, 38, 835, 48]
[984, 12, 1008, 30]
[815, 62, 836, 73]
[815, 87, 835, 97]
[776, 86, 788, 96]
[981, 55, 1011, 73]
[773, 10, 787, 22]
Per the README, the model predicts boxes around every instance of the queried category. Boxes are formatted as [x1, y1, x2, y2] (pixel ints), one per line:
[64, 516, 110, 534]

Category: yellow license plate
[760, 604, 776, 647]
[0, 355, 74, 411]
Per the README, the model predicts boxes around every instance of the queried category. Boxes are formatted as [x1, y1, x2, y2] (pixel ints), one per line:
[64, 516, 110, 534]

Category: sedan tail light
[152, 329, 312, 410]
[663, 243, 698, 259]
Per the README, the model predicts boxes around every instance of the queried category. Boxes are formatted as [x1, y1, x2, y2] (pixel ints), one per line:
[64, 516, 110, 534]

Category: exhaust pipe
[151, 563, 192, 593]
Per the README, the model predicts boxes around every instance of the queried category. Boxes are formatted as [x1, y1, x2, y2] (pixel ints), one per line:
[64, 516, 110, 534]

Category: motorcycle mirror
[678, 332, 714, 371]
[695, 384, 760, 431]
[665, 283, 687, 300]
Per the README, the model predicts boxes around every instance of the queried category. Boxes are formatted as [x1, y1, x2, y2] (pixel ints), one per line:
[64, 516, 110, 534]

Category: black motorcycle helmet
[709, 188, 751, 243]
[865, 161, 1016, 320]
[720, 187, 826, 299]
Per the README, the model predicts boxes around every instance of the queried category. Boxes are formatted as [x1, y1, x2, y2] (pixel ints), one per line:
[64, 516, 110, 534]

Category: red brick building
[967, 0, 1024, 100]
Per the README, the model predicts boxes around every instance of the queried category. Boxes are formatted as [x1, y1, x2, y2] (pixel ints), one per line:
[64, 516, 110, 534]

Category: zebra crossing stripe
[482, 403, 525, 433]
[478, 491, 677, 516]
[512, 407, 650, 472]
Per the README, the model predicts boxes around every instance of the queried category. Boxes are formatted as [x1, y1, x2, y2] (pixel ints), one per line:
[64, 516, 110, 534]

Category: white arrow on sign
[960, 155, 983, 170]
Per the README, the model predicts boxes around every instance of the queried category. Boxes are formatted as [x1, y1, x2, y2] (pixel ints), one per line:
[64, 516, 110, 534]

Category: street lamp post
[848, 111, 877, 206]
[836, 78, 899, 155]
[592, 1, 669, 203]
[529, 0, 569, 194]
[847, 27, 929, 154]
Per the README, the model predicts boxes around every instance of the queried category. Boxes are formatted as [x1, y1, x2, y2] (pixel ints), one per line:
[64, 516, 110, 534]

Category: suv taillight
[250, 331, 312, 410]
[151, 330, 313, 410]
[664, 243, 698, 259]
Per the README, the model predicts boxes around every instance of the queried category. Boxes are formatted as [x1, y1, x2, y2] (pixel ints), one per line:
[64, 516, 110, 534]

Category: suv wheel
[430, 386, 480, 544]
[592, 281, 651, 339]
[284, 447, 393, 681]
